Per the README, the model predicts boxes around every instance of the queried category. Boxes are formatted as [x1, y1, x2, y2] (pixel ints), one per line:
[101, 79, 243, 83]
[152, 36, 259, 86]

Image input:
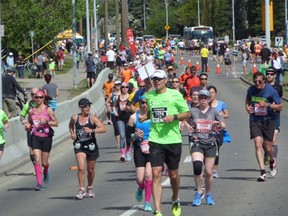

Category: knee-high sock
[137, 179, 145, 190]
[273, 144, 278, 159]
[35, 164, 42, 185]
[144, 179, 153, 203]
[43, 164, 49, 175]
[121, 148, 126, 156]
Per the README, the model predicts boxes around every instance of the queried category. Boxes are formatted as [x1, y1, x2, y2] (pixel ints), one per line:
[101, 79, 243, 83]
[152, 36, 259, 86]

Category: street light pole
[265, 0, 271, 49]
[72, 0, 78, 89]
[30, 31, 34, 62]
[197, 0, 201, 26]
[164, 0, 168, 41]
[93, 0, 98, 51]
[232, 0, 235, 43]
[86, 0, 91, 53]
[0, 13, 3, 109]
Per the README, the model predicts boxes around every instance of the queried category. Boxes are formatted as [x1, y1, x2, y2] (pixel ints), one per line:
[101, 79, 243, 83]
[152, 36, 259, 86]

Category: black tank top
[75, 113, 97, 145]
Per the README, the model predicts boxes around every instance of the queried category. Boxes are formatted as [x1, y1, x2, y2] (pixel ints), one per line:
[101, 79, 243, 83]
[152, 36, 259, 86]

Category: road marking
[119, 205, 143, 216]
[162, 177, 171, 187]
[184, 156, 191, 163]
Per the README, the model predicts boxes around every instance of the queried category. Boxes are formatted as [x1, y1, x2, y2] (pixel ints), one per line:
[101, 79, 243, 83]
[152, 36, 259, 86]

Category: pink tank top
[30, 105, 51, 137]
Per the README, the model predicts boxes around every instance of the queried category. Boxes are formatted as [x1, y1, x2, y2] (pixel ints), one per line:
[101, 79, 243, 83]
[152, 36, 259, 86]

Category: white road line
[184, 156, 191, 163]
[162, 177, 171, 187]
[119, 205, 143, 216]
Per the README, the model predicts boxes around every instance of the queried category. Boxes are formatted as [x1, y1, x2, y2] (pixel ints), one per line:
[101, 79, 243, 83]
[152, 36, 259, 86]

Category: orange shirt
[185, 76, 200, 93]
[103, 81, 114, 97]
[179, 73, 190, 84]
[121, 69, 132, 82]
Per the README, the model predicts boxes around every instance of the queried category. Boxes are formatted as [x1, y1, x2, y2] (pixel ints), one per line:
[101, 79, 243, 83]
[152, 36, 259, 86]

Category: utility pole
[104, 0, 109, 50]
[0, 13, 3, 109]
[265, 0, 271, 48]
[164, 0, 168, 41]
[72, 0, 78, 89]
[121, 0, 129, 47]
[93, 0, 98, 51]
[197, 0, 201, 26]
[86, 0, 91, 53]
[143, 0, 146, 31]
[115, 0, 120, 48]
[232, 0, 235, 43]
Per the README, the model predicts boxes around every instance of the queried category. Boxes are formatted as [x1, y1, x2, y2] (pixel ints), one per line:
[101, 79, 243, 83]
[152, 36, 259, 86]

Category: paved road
[1, 54, 287, 216]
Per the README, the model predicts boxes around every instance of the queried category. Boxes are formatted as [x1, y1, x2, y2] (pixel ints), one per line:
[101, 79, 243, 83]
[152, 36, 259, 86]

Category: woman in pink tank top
[28, 89, 58, 191]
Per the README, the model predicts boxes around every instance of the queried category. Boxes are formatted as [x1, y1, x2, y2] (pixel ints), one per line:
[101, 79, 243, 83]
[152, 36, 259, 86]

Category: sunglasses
[200, 78, 208, 80]
[266, 73, 275, 76]
[80, 104, 91, 108]
[172, 81, 179, 83]
[121, 86, 129, 89]
[140, 100, 147, 105]
[138, 85, 145, 88]
[253, 80, 263, 84]
[152, 77, 164, 81]
[34, 96, 44, 99]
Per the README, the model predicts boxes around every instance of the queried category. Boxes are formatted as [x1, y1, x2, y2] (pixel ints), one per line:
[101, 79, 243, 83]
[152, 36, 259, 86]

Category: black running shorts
[133, 144, 150, 168]
[31, 136, 53, 152]
[250, 119, 274, 142]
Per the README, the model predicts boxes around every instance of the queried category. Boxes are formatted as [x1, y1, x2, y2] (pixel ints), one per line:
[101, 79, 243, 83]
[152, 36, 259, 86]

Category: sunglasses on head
[35, 96, 44, 99]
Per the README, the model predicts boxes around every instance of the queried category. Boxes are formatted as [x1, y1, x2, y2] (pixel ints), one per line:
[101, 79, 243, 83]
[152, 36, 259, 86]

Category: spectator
[6, 52, 14, 69]
[15, 53, 26, 79]
[106, 46, 116, 70]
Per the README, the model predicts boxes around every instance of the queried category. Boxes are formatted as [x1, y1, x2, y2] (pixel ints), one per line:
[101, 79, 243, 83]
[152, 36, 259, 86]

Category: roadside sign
[275, 37, 283, 47]
[164, 25, 170, 31]
[0, 25, 4, 37]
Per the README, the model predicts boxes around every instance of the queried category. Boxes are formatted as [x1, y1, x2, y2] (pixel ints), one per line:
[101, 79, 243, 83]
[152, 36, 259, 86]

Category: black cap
[78, 98, 92, 107]
[108, 73, 113, 79]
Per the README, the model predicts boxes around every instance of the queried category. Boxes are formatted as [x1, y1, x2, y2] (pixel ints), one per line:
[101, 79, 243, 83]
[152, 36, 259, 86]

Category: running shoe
[270, 158, 277, 177]
[126, 152, 131, 161]
[144, 202, 152, 212]
[192, 191, 204, 206]
[86, 187, 95, 198]
[171, 201, 181, 216]
[44, 173, 50, 183]
[213, 170, 219, 178]
[75, 189, 87, 200]
[135, 188, 143, 202]
[120, 155, 126, 162]
[257, 173, 267, 182]
[205, 193, 216, 205]
[35, 184, 44, 191]
[264, 156, 269, 165]
[154, 210, 163, 216]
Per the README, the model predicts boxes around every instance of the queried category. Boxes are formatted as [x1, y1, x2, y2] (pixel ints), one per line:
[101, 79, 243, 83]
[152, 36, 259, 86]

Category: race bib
[254, 103, 267, 116]
[196, 119, 213, 132]
[152, 107, 168, 123]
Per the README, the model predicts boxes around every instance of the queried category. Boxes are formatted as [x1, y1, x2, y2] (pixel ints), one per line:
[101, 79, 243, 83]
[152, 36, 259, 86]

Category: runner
[145, 69, 191, 216]
[263, 67, 283, 165]
[28, 89, 58, 191]
[0, 109, 9, 160]
[187, 90, 225, 206]
[102, 73, 115, 124]
[113, 82, 132, 162]
[69, 98, 107, 199]
[245, 72, 282, 181]
[127, 95, 153, 212]
[207, 85, 229, 178]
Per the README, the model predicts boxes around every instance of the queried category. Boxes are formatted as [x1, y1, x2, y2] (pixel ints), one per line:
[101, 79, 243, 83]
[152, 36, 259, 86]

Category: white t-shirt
[106, 50, 115, 62]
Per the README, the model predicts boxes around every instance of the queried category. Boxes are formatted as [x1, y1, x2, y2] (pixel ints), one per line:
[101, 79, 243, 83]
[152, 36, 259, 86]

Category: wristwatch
[174, 114, 178, 121]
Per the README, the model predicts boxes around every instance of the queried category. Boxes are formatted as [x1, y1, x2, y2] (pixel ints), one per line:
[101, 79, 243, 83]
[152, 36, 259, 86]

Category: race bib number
[254, 103, 267, 116]
[152, 107, 168, 123]
[196, 119, 213, 132]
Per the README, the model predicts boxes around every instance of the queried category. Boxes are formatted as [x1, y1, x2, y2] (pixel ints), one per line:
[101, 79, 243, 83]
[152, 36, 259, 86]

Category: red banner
[126, 28, 136, 57]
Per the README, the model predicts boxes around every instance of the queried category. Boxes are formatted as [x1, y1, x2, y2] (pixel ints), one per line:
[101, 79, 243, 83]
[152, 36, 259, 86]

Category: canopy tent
[57, 29, 82, 39]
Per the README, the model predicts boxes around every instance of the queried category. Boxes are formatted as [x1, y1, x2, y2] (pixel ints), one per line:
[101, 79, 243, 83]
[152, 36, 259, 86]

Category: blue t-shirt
[135, 111, 151, 146]
[132, 88, 146, 105]
[246, 84, 281, 121]
[214, 100, 228, 113]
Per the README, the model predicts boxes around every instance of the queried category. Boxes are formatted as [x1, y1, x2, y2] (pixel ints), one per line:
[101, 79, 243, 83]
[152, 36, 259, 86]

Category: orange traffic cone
[180, 57, 185, 65]
[207, 64, 210, 72]
[216, 64, 221, 74]
[188, 60, 192, 67]
[253, 64, 257, 74]
[196, 61, 200, 71]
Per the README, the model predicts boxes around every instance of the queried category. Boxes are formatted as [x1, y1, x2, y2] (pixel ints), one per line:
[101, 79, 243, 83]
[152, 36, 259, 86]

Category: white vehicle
[143, 35, 155, 41]
[183, 26, 213, 49]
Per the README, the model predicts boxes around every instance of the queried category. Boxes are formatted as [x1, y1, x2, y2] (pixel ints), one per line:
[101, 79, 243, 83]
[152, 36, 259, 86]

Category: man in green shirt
[145, 70, 191, 216]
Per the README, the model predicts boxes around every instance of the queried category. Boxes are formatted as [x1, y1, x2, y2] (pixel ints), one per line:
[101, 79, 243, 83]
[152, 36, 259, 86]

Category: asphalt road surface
[1, 55, 288, 216]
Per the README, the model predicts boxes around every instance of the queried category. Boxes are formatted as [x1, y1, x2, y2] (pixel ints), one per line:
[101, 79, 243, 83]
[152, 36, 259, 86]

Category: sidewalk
[18, 59, 87, 103]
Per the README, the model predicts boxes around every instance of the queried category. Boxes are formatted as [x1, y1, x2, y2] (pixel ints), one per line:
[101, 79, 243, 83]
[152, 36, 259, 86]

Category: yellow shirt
[201, 48, 209, 58]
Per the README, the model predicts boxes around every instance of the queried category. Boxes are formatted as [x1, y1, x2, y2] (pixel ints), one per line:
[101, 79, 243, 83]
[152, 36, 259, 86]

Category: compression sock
[120, 148, 126, 156]
[272, 145, 278, 159]
[144, 179, 152, 203]
[137, 180, 145, 190]
[30, 154, 36, 165]
[35, 164, 42, 185]
[126, 146, 131, 154]
[43, 164, 49, 174]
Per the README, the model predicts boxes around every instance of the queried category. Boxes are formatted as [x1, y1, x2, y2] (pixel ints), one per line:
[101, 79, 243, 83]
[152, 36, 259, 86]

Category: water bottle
[88, 143, 95, 151]
[74, 141, 81, 149]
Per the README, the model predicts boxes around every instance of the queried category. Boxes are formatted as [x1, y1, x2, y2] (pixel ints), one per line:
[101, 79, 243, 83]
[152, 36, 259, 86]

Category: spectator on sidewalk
[43, 74, 59, 111]
[6, 52, 14, 69]
[16, 53, 26, 79]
